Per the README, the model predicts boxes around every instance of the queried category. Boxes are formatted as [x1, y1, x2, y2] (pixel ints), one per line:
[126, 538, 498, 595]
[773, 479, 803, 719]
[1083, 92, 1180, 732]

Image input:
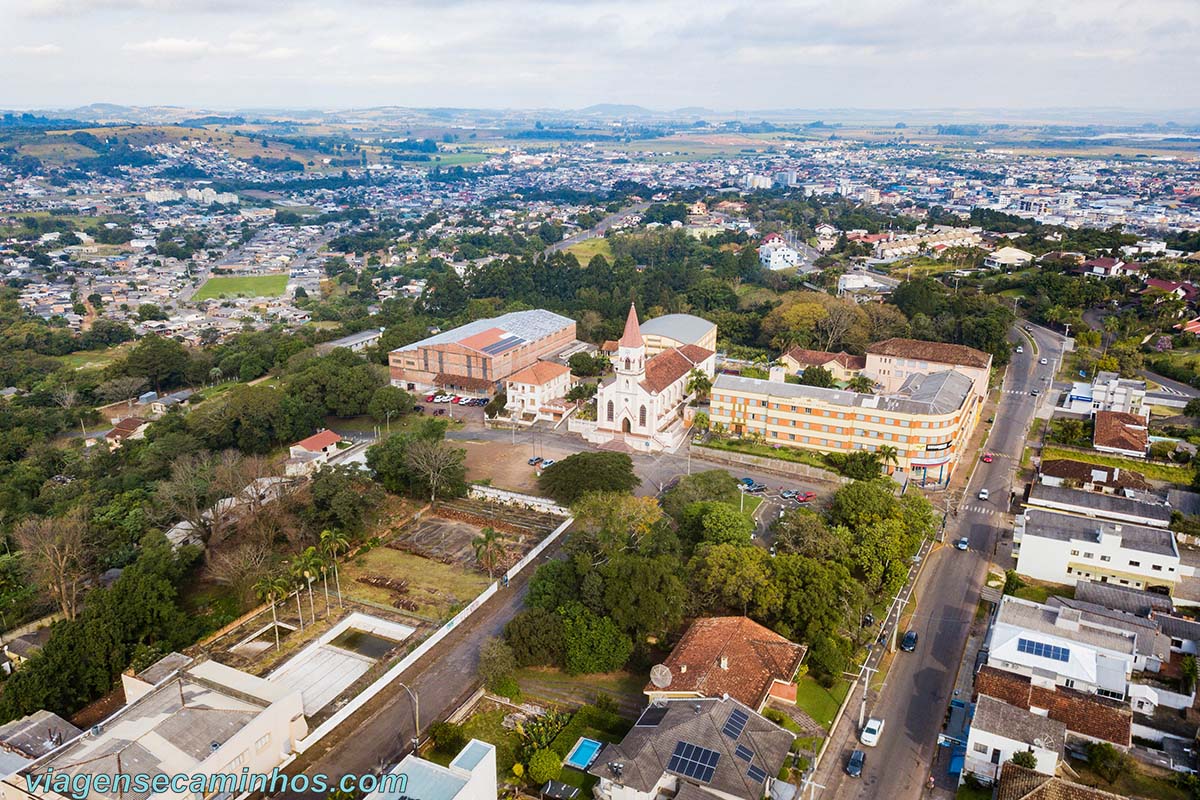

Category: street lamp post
[397, 682, 420, 756]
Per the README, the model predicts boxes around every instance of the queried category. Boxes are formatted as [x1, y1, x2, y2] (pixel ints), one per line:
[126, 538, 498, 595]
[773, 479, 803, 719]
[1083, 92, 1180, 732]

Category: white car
[860, 717, 884, 747]
[1015, 345, 1024, 354]
[1040, 357, 1048, 365]
[978, 488, 990, 501]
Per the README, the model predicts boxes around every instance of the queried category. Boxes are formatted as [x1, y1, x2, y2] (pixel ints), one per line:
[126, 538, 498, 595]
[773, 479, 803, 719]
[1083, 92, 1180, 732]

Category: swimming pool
[564, 737, 603, 770]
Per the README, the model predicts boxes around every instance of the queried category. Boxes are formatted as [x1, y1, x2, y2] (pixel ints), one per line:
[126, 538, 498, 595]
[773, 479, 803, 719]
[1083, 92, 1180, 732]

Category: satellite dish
[650, 664, 673, 688]
[1032, 739, 1046, 749]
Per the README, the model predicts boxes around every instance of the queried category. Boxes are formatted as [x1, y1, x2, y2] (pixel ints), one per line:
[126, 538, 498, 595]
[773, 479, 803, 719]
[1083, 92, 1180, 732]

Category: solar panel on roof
[734, 744, 754, 762]
[667, 741, 720, 783]
[722, 707, 750, 739]
[480, 334, 526, 355]
[747, 765, 767, 784]
[636, 706, 668, 727]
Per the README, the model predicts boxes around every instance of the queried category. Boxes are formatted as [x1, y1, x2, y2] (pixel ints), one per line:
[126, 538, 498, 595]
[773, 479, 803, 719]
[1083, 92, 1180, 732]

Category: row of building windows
[711, 411, 955, 445]
[711, 399, 956, 430]
[1068, 549, 1173, 572]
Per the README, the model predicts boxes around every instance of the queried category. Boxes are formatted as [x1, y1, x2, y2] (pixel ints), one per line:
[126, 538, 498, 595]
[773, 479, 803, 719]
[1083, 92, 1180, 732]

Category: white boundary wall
[468, 484, 571, 516]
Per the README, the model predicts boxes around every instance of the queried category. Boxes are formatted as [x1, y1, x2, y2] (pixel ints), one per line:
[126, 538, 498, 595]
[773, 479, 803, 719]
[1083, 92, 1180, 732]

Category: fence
[505, 516, 572, 583]
[0, 612, 63, 645]
[468, 485, 571, 517]
[296, 581, 500, 752]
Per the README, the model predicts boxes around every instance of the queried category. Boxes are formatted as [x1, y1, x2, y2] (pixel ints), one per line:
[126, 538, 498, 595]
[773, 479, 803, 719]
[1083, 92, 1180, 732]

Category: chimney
[720, 655, 729, 670]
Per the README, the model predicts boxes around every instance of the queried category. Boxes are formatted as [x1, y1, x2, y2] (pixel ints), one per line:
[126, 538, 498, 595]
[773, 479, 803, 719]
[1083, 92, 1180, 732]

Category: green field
[194, 274, 288, 300]
[564, 237, 613, 263]
[1040, 445, 1194, 485]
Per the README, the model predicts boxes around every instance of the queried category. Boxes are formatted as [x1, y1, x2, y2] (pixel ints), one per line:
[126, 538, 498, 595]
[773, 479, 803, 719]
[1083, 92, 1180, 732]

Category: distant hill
[578, 104, 656, 118]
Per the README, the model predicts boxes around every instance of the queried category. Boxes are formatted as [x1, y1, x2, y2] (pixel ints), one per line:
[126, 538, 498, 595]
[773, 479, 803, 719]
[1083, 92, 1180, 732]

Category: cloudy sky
[1, 0, 1196, 111]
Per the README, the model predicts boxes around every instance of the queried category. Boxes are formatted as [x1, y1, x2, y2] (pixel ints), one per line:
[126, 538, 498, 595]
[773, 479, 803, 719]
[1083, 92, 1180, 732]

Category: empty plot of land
[269, 645, 375, 715]
[194, 274, 288, 300]
[344, 548, 492, 619]
[462, 438, 580, 493]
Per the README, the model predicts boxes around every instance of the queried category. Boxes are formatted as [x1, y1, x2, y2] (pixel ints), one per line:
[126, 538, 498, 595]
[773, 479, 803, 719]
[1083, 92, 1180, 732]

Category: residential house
[1075, 257, 1133, 278]
[963, 695, 1065, 784]
[315, 328, 384, 355]
[1093, 410, 1150, 458]
[1143, 278, 1198, 305]
[505, 361, 573, 423]
[285, 429, 343, 477]
[643, 617, 806, 713]
[778, 348, 867, 384]
[986, 596, 1138, 700]
[1025, 484, 1172, 528]
[864, 338, 992, 400]
[588, 697, 793, 800]
[0, 711, 81, 774]
[1012, 508, 1184, 594]
[974, 666, 1132, 749]
[103, 417, 149, 450]
[993, 762, 1125, 800]
[362, 739, 495, 800]
[983, 247, 1034, 270]
[148, 389, 195, 417]
[757, 239, 799, 271]
[1037, 459, 1151, 494]
[2, 654, 307, 800]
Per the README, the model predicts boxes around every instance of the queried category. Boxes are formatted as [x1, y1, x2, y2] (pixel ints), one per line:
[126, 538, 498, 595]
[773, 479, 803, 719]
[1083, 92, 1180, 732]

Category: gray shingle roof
[713, 368, 972, 417]
[1027, 484, 1173, 526]
[972, 695, 1066, 751]
[1021, 508, 1177, 557]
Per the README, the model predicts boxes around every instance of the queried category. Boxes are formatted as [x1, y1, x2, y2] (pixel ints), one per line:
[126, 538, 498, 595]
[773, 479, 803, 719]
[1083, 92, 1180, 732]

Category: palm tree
[847, 375, 875, 394]
[291, 547, 323, 625]
[686, 369, 712, 403]
[472, 527, 505, 580]
[253, 575, 291, 651]
[319, 529, 350, 609]
[877, 445, 899, 474]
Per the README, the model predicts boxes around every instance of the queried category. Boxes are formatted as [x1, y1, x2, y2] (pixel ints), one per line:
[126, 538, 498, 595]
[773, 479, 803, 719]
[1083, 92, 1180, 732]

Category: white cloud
[14, 44, 62, 55]
[122, 37, 210, 57]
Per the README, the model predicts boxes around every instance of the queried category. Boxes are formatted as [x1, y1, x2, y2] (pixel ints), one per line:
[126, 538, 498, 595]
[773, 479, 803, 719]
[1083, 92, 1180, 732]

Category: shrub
[429, 721, 466, 753]
[1010, 751, 1038, 769]
[528, 748, 562, 785]
[478, 637, 517, 692]
[1087, 741, 1131, 783]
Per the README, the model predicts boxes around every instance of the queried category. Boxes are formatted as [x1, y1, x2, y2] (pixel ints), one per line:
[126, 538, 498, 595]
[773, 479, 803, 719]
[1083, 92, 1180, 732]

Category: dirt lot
[461, 437, 580, 493]
[343, 548, 492, 620]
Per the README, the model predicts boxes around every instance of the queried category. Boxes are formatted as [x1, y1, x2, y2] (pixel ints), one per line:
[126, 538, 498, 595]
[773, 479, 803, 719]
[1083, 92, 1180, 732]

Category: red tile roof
[1092, 410, 1148, 454]
[294, 429, 342, 451]
[507, 360, 571, 386]
[640, 344, 713, 394]
[782, 347, 867, 372]
[974, 666, 1131, 747]
[866, 338, 992, 369]
[996, 763, 1125, 800]
[646, 616, 806, 709]
[106, 417, 148, 441]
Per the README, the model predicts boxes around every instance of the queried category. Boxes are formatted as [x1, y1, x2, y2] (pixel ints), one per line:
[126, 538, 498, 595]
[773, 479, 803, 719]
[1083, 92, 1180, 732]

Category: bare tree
[816, 302, 859, 352]
[99, 376, 148, 408]
[208, 543, 273, 606]
[405, 439, 464, 505]
[156, 452, 217, 541]
[15, 510, 91, 620]
[51, 386, 78, 410]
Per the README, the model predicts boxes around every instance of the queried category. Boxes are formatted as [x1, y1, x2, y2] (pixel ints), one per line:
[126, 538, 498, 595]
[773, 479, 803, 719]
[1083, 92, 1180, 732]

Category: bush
[806, 633, 850, 687]
[429, 721, 466, 753]
[1087, 741, 1131, 784]
[1003, 570, 1025, 595]
[478, 637, 518, 692]
[505, 608, 564, 667]
[1010, 751, 1038, 769]
[528, 748, 562, 785]
[559, 602, 633, 675]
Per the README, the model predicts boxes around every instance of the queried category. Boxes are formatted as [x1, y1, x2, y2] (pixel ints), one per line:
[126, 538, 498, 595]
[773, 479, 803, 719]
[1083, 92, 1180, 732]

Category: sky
[1, 0, 1197, 112]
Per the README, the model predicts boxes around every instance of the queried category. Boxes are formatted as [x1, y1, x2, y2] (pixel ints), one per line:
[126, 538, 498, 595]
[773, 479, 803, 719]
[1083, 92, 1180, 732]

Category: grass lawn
[956, 785, 993, 800]
[1011, 580, 1074, 605]
[564, 237, 613, 263]
[194, 273, 288, 300]
[793, 675, 851, 732]
[343, 547, 491, 620]
[1040, 445, 1195, 485]
[1069, 758, 1188, 800]
[426, 709, 519, 777]
[55, 344, 130, 371]
[698, 438, 839, 475]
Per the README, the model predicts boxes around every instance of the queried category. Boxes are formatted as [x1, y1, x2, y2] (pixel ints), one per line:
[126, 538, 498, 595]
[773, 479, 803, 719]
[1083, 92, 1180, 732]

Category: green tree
[405, 438, 466, 505]
[660, 470, 742, 521]
[477, 636, 518, 691]
[538, 452, 639, 505]
[691, 543, 773, 615]
[830, 480, 899, 530]
[1086, 742, 1132, 784]
[504, 608, 564, 667]
[319, 528, 350, 608]
[1010, 751, 1038, 769]
[686, 368, 712, 401]
[796, 365, 835, 388]
[473, 527, 505, 579]
[122, 334, 189, 393]
[598, 553, 687, 641]
[253, 574, 291, 651]
[558, 602, 633, 675]
[368, 385, 414, 425]
[528, 749, 563, 785]
[847, 375, 875, 393]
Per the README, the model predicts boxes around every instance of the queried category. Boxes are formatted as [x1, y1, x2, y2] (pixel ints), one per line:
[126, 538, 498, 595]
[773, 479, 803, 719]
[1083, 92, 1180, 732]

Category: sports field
[194, 274, 288, 300]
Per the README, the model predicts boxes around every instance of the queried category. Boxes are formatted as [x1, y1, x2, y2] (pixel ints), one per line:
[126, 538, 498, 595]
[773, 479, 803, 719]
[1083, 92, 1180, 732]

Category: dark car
[845, 750, 865, 778]
[744, 482, 767, 493]
[900, 630, 919, 652]
[528, 456, 543, 466]
[413, 405, 425, 414]
[862, 612, 875, 627]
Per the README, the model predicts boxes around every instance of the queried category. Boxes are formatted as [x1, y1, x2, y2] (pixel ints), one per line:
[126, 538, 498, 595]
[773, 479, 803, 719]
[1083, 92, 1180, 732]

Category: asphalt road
[544, 202, 650, 255]
[814, 322, 1065, 799]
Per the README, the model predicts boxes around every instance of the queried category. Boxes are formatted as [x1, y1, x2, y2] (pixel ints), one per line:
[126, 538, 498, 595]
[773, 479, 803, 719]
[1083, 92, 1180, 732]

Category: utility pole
[799, 772, 825, 800]
[397, 682, 420, 755]
[891, 594, 909, 652]
[857, 664, 879, 729]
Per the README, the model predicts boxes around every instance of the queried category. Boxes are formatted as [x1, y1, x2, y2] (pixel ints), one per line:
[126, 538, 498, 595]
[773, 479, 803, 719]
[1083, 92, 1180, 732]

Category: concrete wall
[467, 485, 570, 516]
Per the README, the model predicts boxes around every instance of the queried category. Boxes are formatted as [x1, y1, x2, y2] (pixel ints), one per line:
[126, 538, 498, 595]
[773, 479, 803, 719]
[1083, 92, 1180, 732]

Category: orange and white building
[505, 361, 573, 423]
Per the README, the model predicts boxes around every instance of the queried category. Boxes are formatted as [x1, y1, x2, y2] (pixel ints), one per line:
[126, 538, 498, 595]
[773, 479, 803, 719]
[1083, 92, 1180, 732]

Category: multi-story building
[504, 360, 573, 423]
[962, 695, 1065, 783]
[1013, 508, 1186, 594]
[638, 314, 718, 357]
[863, 338, 992, 399]
[1061, 371, 1147, 418]
[710, 368, 980, 486]
[389, 309, 576, 397]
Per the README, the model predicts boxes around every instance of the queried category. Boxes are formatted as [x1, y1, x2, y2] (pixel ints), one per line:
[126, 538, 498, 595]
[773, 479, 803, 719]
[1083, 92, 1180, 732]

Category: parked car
[413, 405, 425, 414]
[955, 537, 969, 551]
[795, 491, 816, 502]
[862, 612, 875, 627]
[860, 718, 884, 747]
[1031, 388, 1040, 396]
[739, 477, 756, 486]
[433, 409, 446, 416]
[1024, 324, 1033, 332]
[540, 459, 556, 469]
[528, 456, 543, 466]
[780, 488, 798, 500]
[900, 630, 918, 652]
[458, 397, 473, 405]
[845, 750, 866, 778]
[978, 488, 990, 501]
[742, 482, 767, 493]
[424, 394, 436, 402]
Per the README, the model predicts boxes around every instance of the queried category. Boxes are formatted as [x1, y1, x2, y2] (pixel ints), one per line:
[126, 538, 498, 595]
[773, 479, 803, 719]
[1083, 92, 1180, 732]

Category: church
[580, 304, 716, 453]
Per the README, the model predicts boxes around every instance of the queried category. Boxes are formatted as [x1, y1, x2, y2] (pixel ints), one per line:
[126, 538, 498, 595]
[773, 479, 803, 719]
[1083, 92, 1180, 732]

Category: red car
[425, 394, 436, 402]
[796, 491, 817, 502]
[982, 453, 994, 463]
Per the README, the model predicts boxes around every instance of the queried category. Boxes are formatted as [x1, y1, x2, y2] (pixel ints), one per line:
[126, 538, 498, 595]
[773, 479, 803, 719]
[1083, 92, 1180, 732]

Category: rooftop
[1093, 410, 1149, 454]
[639, 313, 716, 346]
[1027, 483, 1172, 526]
[995, 762, 1125, 800]
[866, 337, 992, 369]
[972, 694, 1066, 752]
[1020, 508, 1177, 558]
[646, 616, 806, 709]
[293, 429, 342, 452]
[1072, 580, 1172, 617]
[714, 368, 973, 417]
[641, 344, 713, 395]
[782, 348, 867, 372]
[1038, 459, 1151, 492]
[974, 666, 1131, 747]
[391, 309, 573, 354]
[507, 360, 571, 386]
[996, 596, 1136, 656]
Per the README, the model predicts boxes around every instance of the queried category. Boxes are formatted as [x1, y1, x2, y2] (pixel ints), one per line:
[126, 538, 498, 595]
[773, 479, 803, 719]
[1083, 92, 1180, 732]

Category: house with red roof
[574, 304, 715, 453]
[285, 429, 344, 477]
[505, 360, 573, 423]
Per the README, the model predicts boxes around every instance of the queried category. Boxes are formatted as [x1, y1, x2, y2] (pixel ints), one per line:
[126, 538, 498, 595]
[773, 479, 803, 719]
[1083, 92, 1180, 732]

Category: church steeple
[615, 303, 645, 377]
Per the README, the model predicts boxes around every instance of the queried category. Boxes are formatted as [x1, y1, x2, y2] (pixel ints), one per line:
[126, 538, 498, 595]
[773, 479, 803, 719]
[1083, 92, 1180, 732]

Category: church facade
[580, 304, 715, 453]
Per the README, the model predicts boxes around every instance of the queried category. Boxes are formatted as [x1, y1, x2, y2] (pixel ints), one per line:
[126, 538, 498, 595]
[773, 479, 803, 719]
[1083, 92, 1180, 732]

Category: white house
[285, 429, 343, 477]
[363, 739, 495, 800]
[983, 246, 1034, 270]
[1061, 372, 1147, 418]
[962, 695, 1065, 785]
[505, 360, 573, 423]
[1025, 484, 1171, 528]
[758, 241, 799, 271]
[987, 596, 1137, 701]
[1013, 508, 1185, 595]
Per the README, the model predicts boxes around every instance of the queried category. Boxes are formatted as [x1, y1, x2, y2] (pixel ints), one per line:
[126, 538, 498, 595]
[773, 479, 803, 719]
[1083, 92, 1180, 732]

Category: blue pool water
[564, 737, 603, 770]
